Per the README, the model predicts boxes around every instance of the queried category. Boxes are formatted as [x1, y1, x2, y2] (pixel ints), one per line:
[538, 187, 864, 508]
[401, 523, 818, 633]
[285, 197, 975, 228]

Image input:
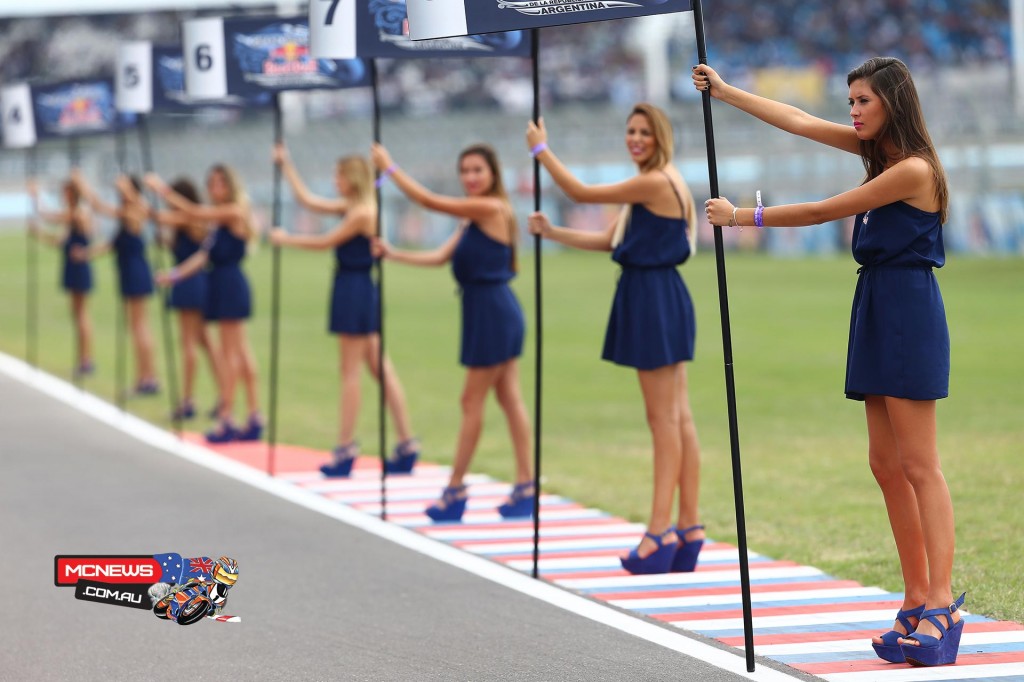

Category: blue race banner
[405, 0, 692, 40]
[31, 79, 133, 139]
[310, 0, 530, 59]
[152, 45, 270, 110]
[223, 16, 370, 96]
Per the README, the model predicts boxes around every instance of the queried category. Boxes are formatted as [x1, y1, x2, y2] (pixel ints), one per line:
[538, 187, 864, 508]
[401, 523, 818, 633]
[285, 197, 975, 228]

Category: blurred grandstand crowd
[0, 0, 1011, 113]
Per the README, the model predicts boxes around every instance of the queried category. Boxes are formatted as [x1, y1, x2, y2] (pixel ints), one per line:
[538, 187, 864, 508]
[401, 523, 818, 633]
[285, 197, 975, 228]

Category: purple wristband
[754, 206, 764, 228]
[375, 164, 397, 189]
[530, 142, 548, 157]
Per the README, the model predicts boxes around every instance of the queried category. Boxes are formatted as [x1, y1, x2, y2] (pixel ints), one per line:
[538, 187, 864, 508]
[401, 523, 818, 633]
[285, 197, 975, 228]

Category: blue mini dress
[113, 222, 154, 298]
[602, 203, 696, 370]
[845, 201, 949, 400]
[204, 225, 251, 322]
[62, 219, 93, 293]
[168, 228, 207, 311]
[330, 235, 379, 335]
[451, 224, 525, 368]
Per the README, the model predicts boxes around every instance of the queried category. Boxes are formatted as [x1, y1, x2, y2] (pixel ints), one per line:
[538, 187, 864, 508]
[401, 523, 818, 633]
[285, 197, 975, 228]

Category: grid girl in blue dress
[151, 178, 223, 420]
[370, 143, 534, 523]
[28, 178, 95, 376]
[270, 145, 419, 477]
[72, 172, 159, 394]
[698, 58, 962, 667]
[527, 103, 705, 575]
[147, 166, 262, 444]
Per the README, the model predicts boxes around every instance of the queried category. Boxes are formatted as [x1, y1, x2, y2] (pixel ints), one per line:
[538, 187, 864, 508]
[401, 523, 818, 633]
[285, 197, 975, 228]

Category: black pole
[530, 29, 543, 581]
[68, 136, 83, 388]
[114, 127, 128, 411]
[692, 0, 755, 671]
[26, 147, 39, 369]
[138, 114, 183, 435]
[371, 60, 387, 522]
[268, 93, 284, 477]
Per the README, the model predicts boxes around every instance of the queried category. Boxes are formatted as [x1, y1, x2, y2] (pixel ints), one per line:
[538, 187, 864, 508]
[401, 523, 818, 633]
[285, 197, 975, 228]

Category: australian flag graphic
[155, 553, 217, 584]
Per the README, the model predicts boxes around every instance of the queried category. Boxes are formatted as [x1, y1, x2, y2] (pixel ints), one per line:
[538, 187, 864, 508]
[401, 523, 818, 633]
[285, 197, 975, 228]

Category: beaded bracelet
[375, 165, 397, 189]
[530, 142, 548, 157]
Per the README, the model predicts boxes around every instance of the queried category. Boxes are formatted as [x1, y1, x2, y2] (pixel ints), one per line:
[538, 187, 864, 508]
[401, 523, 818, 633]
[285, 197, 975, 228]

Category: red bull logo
[264, 41, 317, 76]
[58, 97, 103, 128]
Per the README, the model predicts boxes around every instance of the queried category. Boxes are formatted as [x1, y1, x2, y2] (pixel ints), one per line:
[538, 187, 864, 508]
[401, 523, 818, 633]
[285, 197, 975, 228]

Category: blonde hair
[208, 164, 253, 237]
[623, 103, 697, 253]
[337, 156, 375, 208]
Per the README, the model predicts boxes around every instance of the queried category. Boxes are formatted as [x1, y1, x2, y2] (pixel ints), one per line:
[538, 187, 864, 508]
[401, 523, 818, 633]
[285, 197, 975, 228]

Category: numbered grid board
[183, 15, 370, 100]
[2, 79, 132, 148]
[309, 0, 530, 59]
[405, 0, 692, 40]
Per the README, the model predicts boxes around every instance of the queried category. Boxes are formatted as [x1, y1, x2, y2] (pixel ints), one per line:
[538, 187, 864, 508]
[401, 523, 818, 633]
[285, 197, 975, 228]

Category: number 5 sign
[182, 17, 230, 100]
[1, 83, 38, 149]
[116, 41, 155, 113]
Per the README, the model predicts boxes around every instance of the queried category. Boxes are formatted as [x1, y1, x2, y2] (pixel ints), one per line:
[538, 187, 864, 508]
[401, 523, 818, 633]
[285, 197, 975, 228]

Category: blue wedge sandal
[671, 524, 705, 573]
[425, 485, 467, 522]
[872, 603, 925, 663]
[320, 442, 358, 478]
[900, 593, 967, 667]
[497, 482, 535, 519]
[385, 438, 419, 474]
[621, 528, 679, 575]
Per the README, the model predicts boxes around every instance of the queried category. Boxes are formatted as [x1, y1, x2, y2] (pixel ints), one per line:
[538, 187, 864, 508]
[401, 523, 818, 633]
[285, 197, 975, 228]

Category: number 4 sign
[1, 83, 38, 149]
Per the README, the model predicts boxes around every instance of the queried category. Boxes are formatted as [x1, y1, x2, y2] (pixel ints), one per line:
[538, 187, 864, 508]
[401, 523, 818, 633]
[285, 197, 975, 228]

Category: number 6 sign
[1, 83, 38, 149]
[183, 17, 229, 100]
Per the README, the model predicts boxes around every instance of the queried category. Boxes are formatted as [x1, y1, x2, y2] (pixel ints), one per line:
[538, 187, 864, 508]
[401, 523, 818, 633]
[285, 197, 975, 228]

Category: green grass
[2, 232, 1021, 623]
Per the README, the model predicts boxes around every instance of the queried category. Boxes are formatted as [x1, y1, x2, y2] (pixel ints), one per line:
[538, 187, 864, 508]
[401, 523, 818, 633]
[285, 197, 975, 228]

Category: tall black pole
[68, 136, 83, 388]
[530, 29, 544, 581]
[26, 147, 39, 369]
[138, 114, 183, 435]
[268, 93, 284, 477]
[371, 60, 387, 522]
[692, 0, 755, 671]
[114, 127, 128, 411]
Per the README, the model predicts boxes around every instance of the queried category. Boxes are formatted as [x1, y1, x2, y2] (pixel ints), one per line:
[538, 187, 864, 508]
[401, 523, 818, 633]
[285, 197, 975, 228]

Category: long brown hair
[458, 144, 518, 272]
[628, 103, 697, 252]
[847, 57, 949, 223]
[337, 156, 375, 208]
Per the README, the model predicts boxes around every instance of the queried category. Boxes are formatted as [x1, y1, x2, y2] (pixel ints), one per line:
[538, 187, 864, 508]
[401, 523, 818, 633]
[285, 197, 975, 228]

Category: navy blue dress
[330, 235, 379, 335]
[168, 228, 207, 311]
[204, 225, 251, 322]
[603, 203, 696, 370]
[845, 201, 949, 401]
[62, 218, 93, 293]
[451, 224, 524, 367]
[113, 222, 154, 298]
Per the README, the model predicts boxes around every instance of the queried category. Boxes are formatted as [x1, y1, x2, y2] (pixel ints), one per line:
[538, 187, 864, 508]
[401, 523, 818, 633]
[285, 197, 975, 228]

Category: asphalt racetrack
[0, 371, 769, 682]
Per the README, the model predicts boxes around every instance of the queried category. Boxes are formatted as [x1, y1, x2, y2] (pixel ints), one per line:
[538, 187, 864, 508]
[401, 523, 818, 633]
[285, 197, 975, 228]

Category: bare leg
[195, 317, 223, 402]
[178, 311, 199, 403]
[675, 363, 705, 543]
[126, 297, 157, 385]
[365, 334, 415, 444]
[70, 292, 93, 365]
[885, 397, 958, 644]
[216, 322, 237, 424]
[223, 320, 259, 417]
[447, 365, 504, 488]
[633, 365, 683, 557]
[338, 335, 366, 445]
[493, 359, 532, 485]
[866, 395, 929, 644]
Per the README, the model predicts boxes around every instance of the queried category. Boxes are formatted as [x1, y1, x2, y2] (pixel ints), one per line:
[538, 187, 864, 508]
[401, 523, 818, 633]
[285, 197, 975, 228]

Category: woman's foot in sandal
[671, 524, 706, 573]
[621, 528, 679, 575]
[321, 442, 358, 478]
[899, 593, 967, 666]
[497, 481, 535, 519]
[871, 602, 924, 663]
[385, 438, 419, 474]
[425, 484, 468, 523]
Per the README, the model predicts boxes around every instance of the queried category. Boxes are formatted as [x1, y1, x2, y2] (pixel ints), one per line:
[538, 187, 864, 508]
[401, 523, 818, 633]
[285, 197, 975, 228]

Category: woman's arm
[270, 206, 371, 251]
[526, 119, 665, 204]
[274, 144, 348, 215]
[28, 219, 62, 247]
[157, 248, 209, 286]
[28, 181, 73, 224]
[705, 157, 935, 228]
[373, 229, 462, 268]
[72, 170, 122, 219]
[371, 144, 503, 224]
[693, 65, 860, 155]
[144, 173, 245, 224]
[527, 211, 615, 252]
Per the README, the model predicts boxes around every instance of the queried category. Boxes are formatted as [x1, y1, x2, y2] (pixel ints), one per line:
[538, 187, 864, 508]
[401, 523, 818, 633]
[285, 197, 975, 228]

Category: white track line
[821, 663, 1024, 682]
[756, 629, 1024, 657]
[0, 353, 802, 682]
